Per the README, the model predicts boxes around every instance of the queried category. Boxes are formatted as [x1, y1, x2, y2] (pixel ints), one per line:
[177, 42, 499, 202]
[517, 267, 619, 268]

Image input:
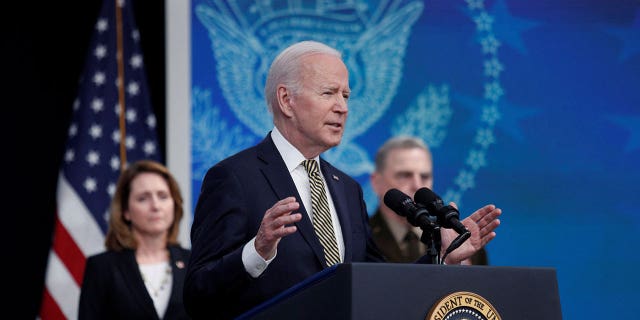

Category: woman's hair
[104, 160, 184, 251]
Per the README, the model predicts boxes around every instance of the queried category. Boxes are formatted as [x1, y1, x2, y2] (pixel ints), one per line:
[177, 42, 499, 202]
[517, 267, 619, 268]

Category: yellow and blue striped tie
[302, 159, 340, 267]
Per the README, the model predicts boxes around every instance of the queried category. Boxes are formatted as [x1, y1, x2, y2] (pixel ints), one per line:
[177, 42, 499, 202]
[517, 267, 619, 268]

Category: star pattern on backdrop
[487, 0, 541, 55]
[454, 93, 539, 143]
[602, 9, 640, 62]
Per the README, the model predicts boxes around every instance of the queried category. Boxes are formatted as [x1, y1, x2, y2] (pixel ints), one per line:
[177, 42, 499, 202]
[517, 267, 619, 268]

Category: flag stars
[51, 1, 162, 303]
[110, 155, 120, 171]
[130, 54, 143, 69]
[126, 108, 138, 123]
[125, 135, 136, 150]
[86, 150, 101, 166]
[112, 129, 121, 143]
[131, 29, 140, 42]
[91, 98, 104, 113]
[127, 81, 140, 96]
[96, 18, 108, 32]
[83, 177, 98, 193]
[64, 149, 75, 163]
[93, 71, 106, 86]
[89, 124, 103, 139]
[94, 44, 107, 59]
[143, 141, 156, 155]
[68, 124, 78, 137]
[146, 115, 156, 128]
[107, 183, 116, 198]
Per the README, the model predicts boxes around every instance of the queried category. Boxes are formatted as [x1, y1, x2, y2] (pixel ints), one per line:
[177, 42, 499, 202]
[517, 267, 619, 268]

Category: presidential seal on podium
[427, 291, 501, 320]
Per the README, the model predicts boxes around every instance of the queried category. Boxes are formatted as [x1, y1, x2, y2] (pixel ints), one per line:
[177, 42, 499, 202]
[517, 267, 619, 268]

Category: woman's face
[124, 172, 175, 238]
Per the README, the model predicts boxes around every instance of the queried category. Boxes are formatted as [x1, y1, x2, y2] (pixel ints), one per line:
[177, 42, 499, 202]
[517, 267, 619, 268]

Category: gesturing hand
[441, 203, 502, 264]
[254, 197, 303, 260]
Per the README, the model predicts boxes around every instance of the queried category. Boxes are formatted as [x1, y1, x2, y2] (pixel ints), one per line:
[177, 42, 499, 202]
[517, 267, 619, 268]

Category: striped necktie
[302, 159, 341, 266]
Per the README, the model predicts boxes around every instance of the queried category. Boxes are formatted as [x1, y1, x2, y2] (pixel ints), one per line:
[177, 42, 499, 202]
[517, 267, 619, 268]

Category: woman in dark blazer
[79, 160, 191, 319]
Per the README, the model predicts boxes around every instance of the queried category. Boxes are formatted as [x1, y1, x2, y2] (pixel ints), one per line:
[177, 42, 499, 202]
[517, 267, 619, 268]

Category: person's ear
[370, 172, 383, 196]
[276, 85, 294, 118]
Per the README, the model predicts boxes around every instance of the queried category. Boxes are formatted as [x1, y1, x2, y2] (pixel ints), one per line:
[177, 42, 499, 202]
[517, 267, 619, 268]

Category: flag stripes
[40, 1, 161, 318]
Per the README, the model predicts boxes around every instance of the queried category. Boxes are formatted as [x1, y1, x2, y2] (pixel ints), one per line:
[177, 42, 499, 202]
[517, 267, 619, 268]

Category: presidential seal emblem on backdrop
[191, 0, 505, 212]
[427, 291, 501, 320]
[194, 0, 424, 175]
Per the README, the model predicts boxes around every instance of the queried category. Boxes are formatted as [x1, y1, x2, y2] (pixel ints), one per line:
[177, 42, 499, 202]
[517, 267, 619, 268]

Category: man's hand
[441, 203, 501, 264]
[254, 197, 303, 260]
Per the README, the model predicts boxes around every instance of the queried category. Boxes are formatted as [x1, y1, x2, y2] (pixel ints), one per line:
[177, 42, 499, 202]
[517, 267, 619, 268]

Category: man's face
[287, 53, 350, 157]
[371, 147, 433, 203]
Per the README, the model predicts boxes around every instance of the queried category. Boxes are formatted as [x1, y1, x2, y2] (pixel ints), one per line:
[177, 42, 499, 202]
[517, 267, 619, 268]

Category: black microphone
[414, 187, 469, 236]
[440, 232, 471, 264]
[383, 188, 438, 231]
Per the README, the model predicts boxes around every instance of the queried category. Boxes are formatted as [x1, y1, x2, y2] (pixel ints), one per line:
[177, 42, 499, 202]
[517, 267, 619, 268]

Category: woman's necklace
[139, 263, 172, 298]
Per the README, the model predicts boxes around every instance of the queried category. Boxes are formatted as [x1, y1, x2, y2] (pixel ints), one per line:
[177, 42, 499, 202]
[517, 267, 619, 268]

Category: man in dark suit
[183, 41, 502, 319]
[369, 136, 493, 264]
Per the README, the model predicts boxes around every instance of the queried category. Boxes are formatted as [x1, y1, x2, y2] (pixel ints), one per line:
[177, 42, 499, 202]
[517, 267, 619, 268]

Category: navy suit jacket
[184, 134, 385, 319]
[78, 245, 191, 320]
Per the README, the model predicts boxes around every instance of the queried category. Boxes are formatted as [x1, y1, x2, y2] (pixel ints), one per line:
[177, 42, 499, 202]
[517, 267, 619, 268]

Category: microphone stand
[419, 224, 442, 264]
[440, 231, 471, 264]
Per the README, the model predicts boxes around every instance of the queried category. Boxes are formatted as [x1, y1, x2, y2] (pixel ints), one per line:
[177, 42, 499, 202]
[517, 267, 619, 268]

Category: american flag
[39, 0, 161, 319]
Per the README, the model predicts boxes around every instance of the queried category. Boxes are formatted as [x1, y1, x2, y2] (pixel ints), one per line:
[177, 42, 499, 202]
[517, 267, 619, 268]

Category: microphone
[383, 188, 438, 231]
[439, 232, 471, 264]
[415, 187, 471, 263]
[414, 187, 469, 236]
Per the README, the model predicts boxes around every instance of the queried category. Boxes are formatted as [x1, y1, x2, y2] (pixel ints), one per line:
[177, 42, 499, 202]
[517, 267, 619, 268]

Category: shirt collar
[271, 127, 320, 173]
[381, 210, 422, 244]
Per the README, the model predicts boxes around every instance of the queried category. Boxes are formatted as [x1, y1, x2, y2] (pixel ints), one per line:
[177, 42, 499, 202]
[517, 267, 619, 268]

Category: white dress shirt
[242, 127, 345, 277]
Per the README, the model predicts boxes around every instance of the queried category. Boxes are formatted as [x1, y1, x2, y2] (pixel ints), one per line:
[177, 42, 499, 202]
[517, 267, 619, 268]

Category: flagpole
[115, 0, 127, 169]
[40, 0, 162, 317]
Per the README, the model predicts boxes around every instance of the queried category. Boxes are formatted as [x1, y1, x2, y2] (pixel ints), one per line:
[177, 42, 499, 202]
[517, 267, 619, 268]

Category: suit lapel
[257, 135, 327, 267]
[118, 250, 159, 319]
[166, 246, 188, 318]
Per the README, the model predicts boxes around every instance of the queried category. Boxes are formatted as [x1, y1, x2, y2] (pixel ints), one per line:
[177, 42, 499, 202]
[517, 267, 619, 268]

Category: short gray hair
[264, 41, 342, 113]
[374, 136, 432, 172]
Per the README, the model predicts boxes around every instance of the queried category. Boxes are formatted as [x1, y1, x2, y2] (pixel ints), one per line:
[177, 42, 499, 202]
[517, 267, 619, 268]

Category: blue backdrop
[189, 0, 640, 318]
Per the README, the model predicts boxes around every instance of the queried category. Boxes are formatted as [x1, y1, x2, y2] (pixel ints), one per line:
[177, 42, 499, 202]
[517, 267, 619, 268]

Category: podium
[237, 263, 562, 319]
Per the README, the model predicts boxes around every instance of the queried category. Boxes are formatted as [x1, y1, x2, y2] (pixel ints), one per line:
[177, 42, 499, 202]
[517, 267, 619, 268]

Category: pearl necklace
[140, 263, 172, 298]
